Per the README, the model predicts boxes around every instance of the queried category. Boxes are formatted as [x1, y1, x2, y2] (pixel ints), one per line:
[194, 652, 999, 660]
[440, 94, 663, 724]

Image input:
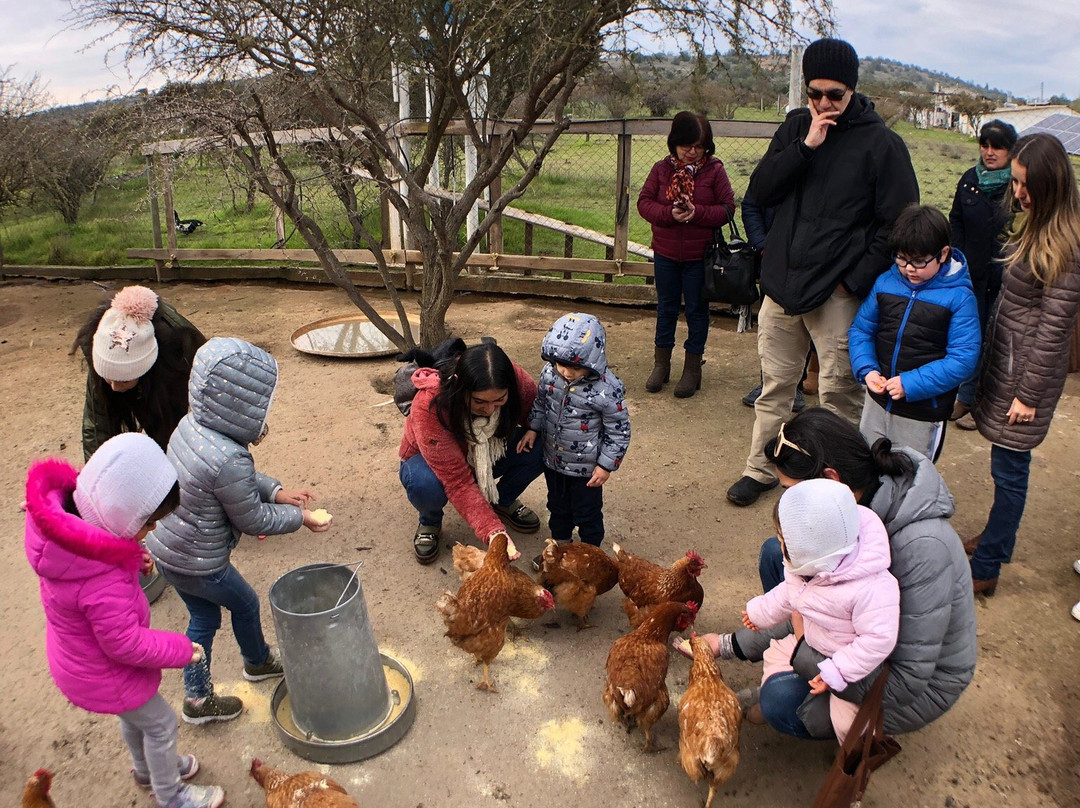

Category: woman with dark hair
[75, 286, 206, 460]
[398, 342, 545, 564]
[637, 111, 735, 398]
[966, 133, 1080, 595]
[949, 119, 1018, 429]
[680, 407, 976, 739]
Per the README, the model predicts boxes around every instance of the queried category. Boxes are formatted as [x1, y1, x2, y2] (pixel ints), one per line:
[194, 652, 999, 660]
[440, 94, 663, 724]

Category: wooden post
[146, 154, 165, 281]
[160, 155, 178, 266]
[613, 133, 632, 263]
[523, 222, 533, 276]
[487, 135, 504, 255]
[563, 234, 573, 279]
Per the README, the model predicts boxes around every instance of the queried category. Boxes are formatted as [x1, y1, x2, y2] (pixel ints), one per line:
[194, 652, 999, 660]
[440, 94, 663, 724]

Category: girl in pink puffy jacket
[742, 477, 900, 743]
[24, 434, 225, 808]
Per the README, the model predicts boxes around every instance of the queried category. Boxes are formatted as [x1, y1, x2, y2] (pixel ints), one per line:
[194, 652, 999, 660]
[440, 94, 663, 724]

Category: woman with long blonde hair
[967, 133, 1080, 596]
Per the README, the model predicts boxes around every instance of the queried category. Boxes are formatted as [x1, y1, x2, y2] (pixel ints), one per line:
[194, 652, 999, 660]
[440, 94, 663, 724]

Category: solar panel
[1018, 112, 1080, 155]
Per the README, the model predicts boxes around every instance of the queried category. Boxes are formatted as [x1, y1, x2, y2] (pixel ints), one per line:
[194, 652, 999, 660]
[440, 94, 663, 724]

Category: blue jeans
[398, 426, 544, 528]
[544, 468, 604, 545]
[759, 536, 784, 591]
[158, 563, 270, 699]
[653, 254, 709, 355]
[970, 444, 1031, 581]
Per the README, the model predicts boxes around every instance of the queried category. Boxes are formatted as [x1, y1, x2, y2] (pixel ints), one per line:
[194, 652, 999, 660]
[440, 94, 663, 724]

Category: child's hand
[864, 370, 887, 394]
[303, 509, 332, 533]
[808, 674, 828, 695]
[884, 375, 906, 400]
[516, 429, 537, 454]
[277, 488, 315, 507]
[190, 643, 205, 665]
[140, 551, 155, 577]
[741, 609, 760, 631]
[586, 467, 610, 488]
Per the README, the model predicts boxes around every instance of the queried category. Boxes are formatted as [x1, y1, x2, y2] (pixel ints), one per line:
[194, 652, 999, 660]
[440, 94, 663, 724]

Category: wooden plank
[613, 133, 632, 262]
[161, 155, 177, 260]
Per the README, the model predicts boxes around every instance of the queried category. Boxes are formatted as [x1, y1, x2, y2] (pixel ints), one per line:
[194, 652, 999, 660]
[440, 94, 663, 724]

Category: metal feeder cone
[268, 562, 415, 763]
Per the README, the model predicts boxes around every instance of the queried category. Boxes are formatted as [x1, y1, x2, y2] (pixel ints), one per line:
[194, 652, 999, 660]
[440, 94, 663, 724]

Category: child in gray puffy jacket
[517, 313, 630, 569]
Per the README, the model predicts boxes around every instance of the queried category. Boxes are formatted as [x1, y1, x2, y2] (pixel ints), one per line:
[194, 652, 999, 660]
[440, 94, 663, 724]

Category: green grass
[0, 123, 1012, 267]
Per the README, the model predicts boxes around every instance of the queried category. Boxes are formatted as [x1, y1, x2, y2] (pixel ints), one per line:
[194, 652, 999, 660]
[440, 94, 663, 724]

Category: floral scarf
[666, 154, 706, 205]
[466, 409, 506, 503]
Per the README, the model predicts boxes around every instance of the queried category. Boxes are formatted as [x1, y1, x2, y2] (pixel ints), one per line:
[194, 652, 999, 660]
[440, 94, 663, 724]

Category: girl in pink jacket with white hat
[742, 477, 900, 742]
[24, 433, 224, 808]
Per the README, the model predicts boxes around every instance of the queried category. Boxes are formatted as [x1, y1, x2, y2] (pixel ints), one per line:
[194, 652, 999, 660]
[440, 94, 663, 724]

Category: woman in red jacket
[399, 343, 544, 564]
[637, 111, 735, 398]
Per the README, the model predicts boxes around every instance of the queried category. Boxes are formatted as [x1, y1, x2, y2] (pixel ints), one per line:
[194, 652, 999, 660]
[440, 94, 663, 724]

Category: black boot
[674, 353, 703, 398]
[646, 346, 672, 393]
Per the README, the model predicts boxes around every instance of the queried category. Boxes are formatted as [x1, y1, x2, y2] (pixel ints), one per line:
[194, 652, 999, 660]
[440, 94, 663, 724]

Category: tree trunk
[417, 241, 456, 347]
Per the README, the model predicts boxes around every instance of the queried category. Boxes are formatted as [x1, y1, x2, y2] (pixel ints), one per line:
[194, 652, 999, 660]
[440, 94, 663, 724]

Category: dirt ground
[1, 278, 1078, 808]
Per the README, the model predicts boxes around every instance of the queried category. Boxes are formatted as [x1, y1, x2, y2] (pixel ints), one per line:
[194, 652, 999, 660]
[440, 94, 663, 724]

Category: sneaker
[182, 692, 243, 725]
[243, 649, 284, 682]
[163, 784, 225, 808]
[1073, 559, 1080, 576]
[726, 476, 779, 507]
[413, 523, 441, 564]
[492, 499, 541, 533]
[741, 384, 762, 408]
[1072, 601, 1080, 621]
[134, 755, 199, 789]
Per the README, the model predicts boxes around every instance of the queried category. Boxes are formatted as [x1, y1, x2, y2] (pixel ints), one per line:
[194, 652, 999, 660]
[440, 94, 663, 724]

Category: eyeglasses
[677, 143, 705, 152]
[806, 87, 848, 102]
[774, 422, 810, 457]
[894, 252, 943, 270]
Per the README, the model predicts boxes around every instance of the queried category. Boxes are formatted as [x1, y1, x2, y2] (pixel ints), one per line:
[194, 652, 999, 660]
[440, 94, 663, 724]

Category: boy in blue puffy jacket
[849, 205, 981, 461]
[517, 313, 630, 570]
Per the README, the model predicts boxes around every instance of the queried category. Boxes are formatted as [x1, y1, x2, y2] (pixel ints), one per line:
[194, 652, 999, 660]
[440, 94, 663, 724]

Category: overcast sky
[1, 1, 1077, 108]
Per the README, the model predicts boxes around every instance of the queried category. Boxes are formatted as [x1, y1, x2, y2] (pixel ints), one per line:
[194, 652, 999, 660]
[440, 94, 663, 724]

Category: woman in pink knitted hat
[75, 286, 205, 460]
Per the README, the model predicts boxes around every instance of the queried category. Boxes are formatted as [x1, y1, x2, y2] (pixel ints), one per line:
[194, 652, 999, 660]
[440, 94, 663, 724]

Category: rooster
[538, 539, 619, 629]
[437, 532, 549, 691]
[603, 600, 697, 751]
[451, 542, 555, 623]
[250, 759, 360, 808]
[22, 769, 55, 808]
[678, 634, 743, 808]
[613, 544, 706, 628]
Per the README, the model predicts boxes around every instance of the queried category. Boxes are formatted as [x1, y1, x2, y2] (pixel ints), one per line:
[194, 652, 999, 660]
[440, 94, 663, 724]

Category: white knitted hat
[777, 478, 860, 576]
[92, 286, 160, 382]
[74, 433, 177, 538]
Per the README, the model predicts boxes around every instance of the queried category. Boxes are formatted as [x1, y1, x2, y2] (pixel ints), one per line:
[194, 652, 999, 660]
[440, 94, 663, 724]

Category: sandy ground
[1, 278, 1078, 808]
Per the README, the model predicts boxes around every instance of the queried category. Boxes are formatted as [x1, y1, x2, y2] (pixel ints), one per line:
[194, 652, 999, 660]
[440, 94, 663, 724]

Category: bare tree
[75, 0, 831, 347]
[35, 111, 125, 225]
[0, 69, 47, 265]
[951, 93, 996, 136]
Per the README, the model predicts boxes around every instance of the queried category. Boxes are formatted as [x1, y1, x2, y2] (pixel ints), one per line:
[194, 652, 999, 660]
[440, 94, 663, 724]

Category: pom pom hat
[802, 38, 860, 91]
[777, 478, 860, 577]
[74, 433, 178, 538]
[92, 286, 160, 382]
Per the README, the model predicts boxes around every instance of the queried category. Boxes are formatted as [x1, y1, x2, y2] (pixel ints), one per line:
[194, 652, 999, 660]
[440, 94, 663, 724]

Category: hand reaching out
[516, 429, 537, 454]
[302, 509, 331, 533]
[276, 488, 315, 507]
[808, 674, 828, 695]
[741, 609, 760, 631]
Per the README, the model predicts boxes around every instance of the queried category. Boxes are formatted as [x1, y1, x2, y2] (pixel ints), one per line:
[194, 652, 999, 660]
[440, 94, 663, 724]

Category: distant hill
[858, 57, 1010, 103]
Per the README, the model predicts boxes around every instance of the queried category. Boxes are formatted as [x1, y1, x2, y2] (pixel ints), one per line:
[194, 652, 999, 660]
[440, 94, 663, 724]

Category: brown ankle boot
[646, 347, 672, 393]
[674, 353, 703, 398]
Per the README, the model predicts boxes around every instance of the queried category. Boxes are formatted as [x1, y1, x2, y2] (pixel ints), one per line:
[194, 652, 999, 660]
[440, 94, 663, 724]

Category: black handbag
[701, 220, 760, 306]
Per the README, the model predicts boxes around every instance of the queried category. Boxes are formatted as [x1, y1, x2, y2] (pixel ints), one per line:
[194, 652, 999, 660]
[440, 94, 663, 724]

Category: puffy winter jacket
[735, 449, 977, 735]
[746, 506, 899, 692]
[146, 338, 303, 575]
[399, 363, 538, 541]
[24, 459, 193, 714]
[748, 94, 920, 314]
[637, 155, 735, 263]
[849, 252, 981, 421]
[975, 256, 1080, 450]
[949, 165, 1010, 311]
[527, 313, 630, 478]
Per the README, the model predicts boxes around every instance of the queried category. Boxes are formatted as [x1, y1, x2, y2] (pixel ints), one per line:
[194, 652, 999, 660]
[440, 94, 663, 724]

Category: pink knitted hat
[92, 286, 160, 382]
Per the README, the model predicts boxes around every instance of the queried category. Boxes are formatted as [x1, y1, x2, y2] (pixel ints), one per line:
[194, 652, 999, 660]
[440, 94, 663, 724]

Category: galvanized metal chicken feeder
[141, 569, 167, 603]
[269, 563, 415, 764]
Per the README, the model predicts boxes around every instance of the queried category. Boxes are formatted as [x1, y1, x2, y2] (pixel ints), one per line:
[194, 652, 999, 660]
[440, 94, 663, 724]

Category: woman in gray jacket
[967, 133, 1080, 595]
[147, 338, 330, 724]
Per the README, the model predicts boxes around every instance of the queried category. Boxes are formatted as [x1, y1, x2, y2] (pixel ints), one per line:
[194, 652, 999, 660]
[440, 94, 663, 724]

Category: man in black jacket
[728, 38, 920, 507]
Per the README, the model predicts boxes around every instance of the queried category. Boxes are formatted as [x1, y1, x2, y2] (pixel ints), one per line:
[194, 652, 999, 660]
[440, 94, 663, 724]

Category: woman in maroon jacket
[637, 111, 735, 397]
[399, 343, 544, 564]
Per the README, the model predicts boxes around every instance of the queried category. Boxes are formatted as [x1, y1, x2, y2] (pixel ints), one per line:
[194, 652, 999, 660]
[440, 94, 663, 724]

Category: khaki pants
[744, 288, 863, 483]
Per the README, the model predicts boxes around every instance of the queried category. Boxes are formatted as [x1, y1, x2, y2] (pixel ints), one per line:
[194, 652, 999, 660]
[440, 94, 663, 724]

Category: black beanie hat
[803, 38, 859, 90]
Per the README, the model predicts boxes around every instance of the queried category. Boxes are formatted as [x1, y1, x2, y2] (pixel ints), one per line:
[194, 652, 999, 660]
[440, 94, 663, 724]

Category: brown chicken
[451, 542, 555, 620]
[251, 758, 361, 808]
[613, 543, 706, 628]
[678, 634, 743, 808]
[603, 600, 697, 751]
[538, 538, 619, 628]
[437, 532, 551, 691]
[22, 769, 56, 808]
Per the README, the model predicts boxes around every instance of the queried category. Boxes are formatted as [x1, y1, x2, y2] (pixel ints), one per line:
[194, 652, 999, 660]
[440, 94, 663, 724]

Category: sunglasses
[774, 422, 810, 457]
[806, 87, 848, 102]
[894, 251, 943, 270]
